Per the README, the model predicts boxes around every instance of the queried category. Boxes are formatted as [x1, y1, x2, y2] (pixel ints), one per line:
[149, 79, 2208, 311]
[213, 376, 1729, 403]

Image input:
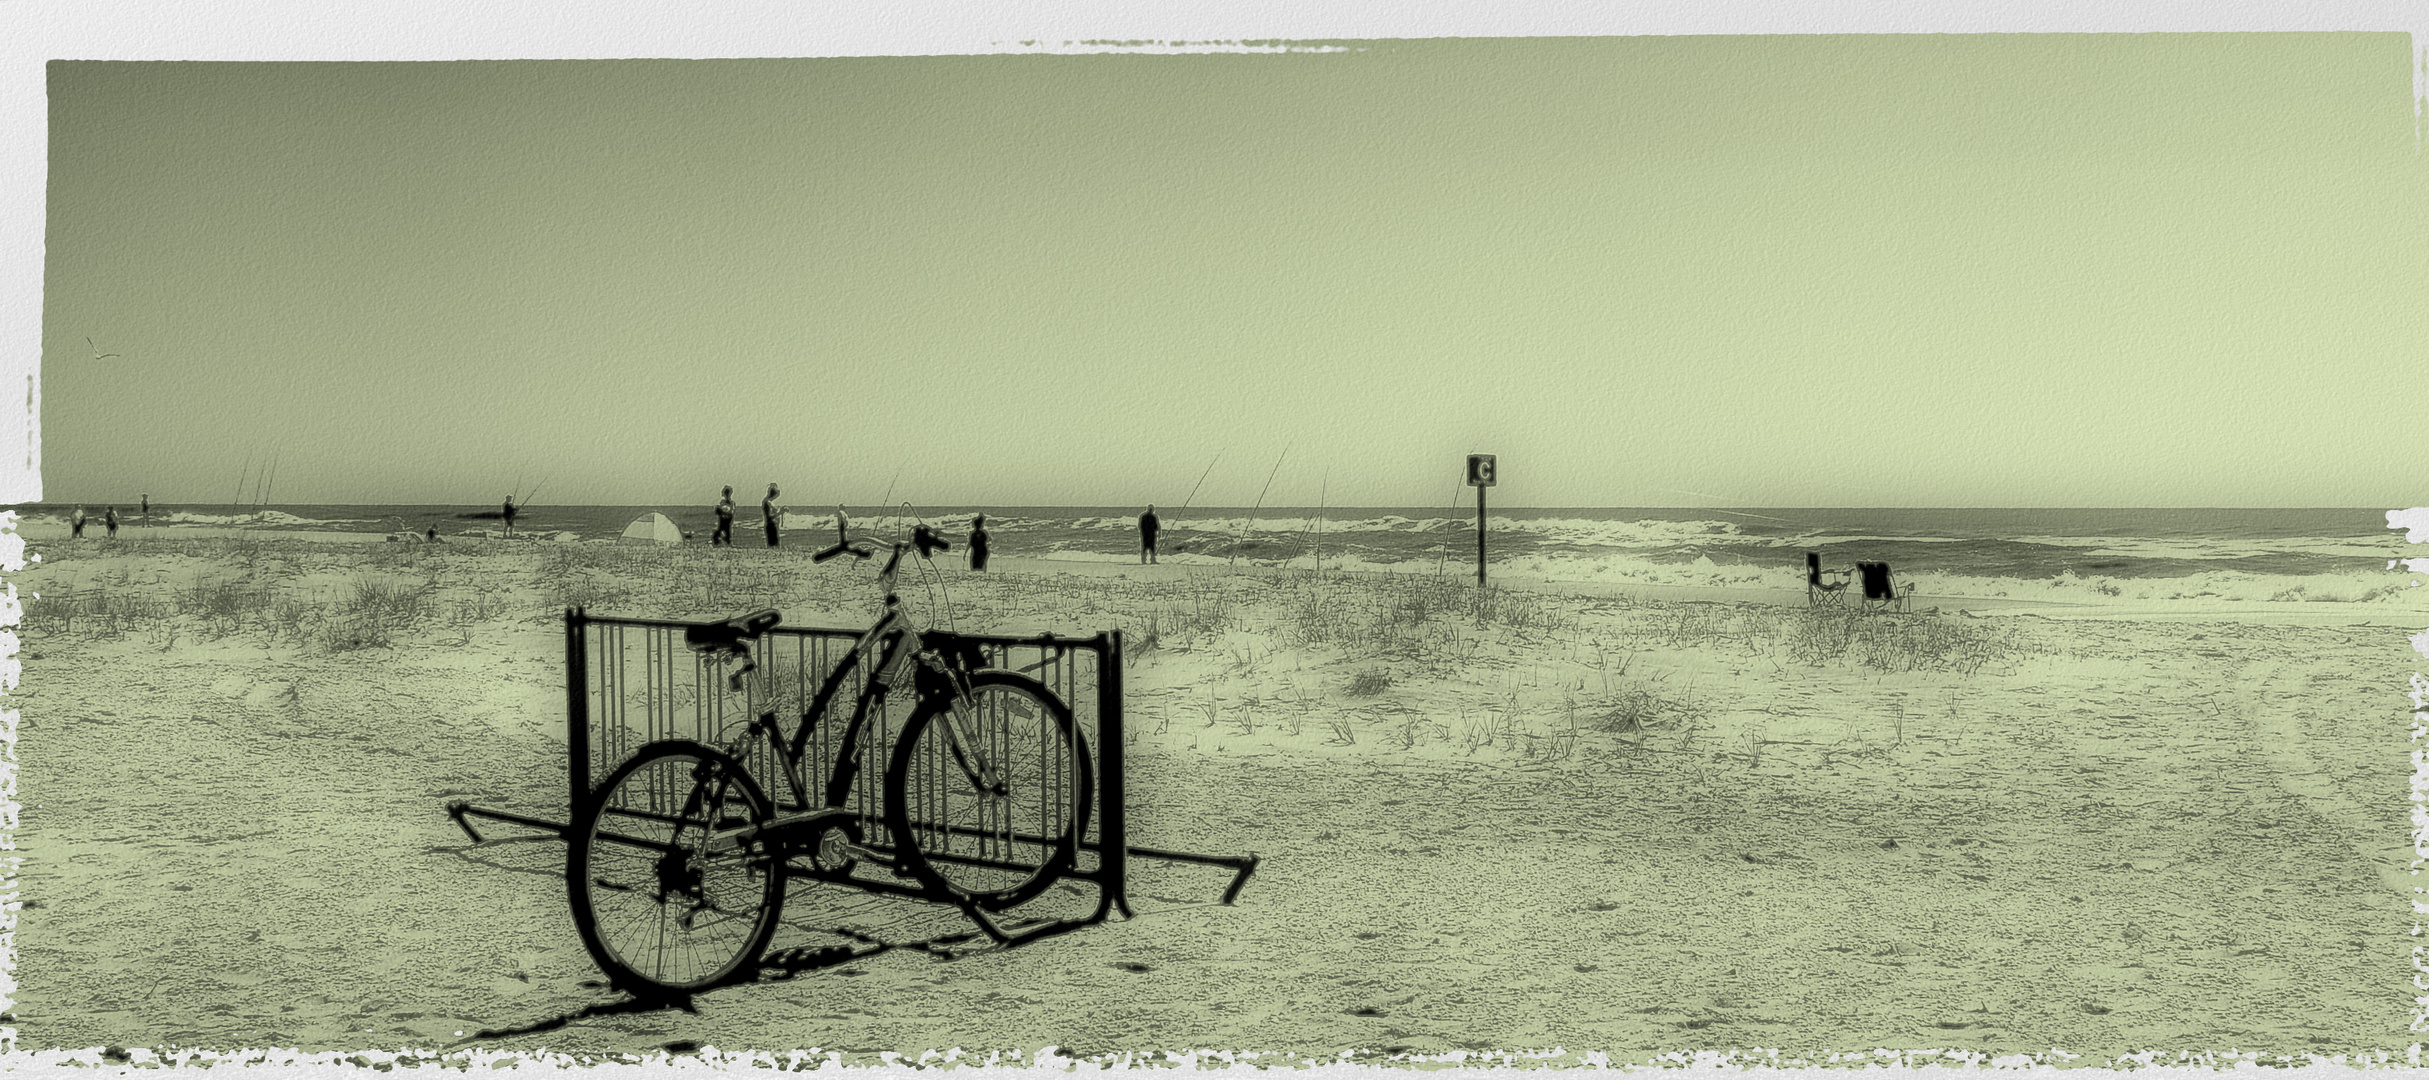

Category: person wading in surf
[712, 486, 736, 547]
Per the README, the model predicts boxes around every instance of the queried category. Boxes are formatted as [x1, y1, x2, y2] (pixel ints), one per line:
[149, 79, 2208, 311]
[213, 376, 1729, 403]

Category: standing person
[71, 505, 86, 539]
[834, 504, 851, 546]
[104, 506, 119, 539]
[712, 486, 736, 547]
[762, 483, 783, 548]
[140, 493, 149, 527]
[1138, 504, 1160, 564]
[501, 495, 518, 537]
[968, 514, 990, 572]
[426, 524, 442, 543]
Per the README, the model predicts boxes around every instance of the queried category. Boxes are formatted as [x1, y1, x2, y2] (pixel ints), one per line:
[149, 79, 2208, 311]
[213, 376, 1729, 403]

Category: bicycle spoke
[886, 675, 1089, 909]
[569, 745, 783, 997]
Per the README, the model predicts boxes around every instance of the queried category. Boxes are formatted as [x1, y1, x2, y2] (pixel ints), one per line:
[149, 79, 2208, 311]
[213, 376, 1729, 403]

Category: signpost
[1466, 454, 1496, 586]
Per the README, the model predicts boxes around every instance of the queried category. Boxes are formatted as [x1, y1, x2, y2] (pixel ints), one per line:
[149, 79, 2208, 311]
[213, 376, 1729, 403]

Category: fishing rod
[1308, 465, 1330, 574]
[1639, 486, 1820, 533]
[1148, 450, 1226, 557]
[1435, 475, 1463, 578]
[231, 449, 251, 514]
[1178, 450, 1223, 515]
[876, 467, 902, 528]
[1697, 508, 1800, 525]
[248, 447, 271, 513]
[1230, 444, 1290, 569]
[1641, 485, 1810, 526]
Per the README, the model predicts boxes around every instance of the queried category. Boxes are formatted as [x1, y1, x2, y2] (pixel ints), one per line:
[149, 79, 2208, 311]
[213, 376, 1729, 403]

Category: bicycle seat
[683, 609, 782, 653]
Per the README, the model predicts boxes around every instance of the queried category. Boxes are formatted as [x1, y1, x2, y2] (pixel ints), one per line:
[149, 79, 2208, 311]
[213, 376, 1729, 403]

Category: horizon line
[9, 502, 2405, 513]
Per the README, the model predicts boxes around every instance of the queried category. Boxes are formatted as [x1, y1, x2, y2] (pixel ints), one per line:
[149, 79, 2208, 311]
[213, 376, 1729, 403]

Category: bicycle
[564, 523, 1093, 998]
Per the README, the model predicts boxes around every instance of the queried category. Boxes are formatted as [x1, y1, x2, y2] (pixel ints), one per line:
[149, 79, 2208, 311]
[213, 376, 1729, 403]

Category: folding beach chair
[1806, 552, 1851, 605]
[1855, 562, 1912, 613]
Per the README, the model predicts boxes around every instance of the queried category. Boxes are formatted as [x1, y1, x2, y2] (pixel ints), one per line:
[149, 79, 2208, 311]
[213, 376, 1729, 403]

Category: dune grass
[22, 535, 2031, 778]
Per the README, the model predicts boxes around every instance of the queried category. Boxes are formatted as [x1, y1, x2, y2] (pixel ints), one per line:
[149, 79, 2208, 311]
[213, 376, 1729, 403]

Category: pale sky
[31, 34, 2427, 508]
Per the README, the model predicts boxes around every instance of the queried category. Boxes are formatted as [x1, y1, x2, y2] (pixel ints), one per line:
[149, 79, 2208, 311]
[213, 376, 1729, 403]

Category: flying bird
[86, 336, 122, 361]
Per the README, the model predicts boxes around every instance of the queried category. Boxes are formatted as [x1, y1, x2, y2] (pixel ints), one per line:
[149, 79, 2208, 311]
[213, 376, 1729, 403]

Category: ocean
[19, 503, 2420, 607]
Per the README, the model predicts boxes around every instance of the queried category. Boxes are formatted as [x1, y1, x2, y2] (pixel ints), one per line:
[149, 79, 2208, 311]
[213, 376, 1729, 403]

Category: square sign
[1467, 454, 1497, 487]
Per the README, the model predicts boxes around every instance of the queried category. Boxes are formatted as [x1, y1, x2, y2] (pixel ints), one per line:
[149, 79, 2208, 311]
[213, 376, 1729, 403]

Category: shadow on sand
[455, 915, 1051, 1046]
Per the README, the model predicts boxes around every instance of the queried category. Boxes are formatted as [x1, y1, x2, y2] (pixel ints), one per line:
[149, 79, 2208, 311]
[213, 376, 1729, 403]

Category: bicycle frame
[696, 541, 1008, 868]
[805, 539, 1005, 791]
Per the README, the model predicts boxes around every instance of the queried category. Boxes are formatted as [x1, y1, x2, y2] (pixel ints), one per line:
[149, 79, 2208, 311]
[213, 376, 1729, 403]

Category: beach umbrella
[618, 512, 684, 546]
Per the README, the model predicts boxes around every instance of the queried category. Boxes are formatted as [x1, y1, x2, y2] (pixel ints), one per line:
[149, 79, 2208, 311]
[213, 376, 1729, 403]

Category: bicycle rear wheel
[883, 671, 1091, 911]
[567, 741, 782, 998]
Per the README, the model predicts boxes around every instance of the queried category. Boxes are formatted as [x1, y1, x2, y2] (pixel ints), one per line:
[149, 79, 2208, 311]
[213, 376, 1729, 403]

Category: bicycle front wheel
[883, 671, 1092, 911]
[567, 741, 782, 998]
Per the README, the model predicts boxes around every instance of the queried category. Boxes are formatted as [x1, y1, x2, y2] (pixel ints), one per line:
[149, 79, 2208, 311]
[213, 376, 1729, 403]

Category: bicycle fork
[917, 683, 1032, 882]
[920, 660, 1007, 798]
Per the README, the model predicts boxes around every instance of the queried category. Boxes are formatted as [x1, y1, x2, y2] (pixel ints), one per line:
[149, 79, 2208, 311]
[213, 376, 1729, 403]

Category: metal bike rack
[448, 608, 1258, 953]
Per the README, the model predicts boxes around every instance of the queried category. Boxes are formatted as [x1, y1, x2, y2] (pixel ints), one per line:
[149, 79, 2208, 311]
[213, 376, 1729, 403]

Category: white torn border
[0, 512, 17, 1068]
[2405, 509, 2429, 1046]
[6, 8, 2429, 1080]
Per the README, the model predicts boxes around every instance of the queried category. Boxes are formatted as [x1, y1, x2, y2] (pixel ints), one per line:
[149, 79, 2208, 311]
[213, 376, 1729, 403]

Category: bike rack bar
[446, 800, 569, 844]
[1117, 844, 1262, 906]
[955, 898, 1011, 945]
[905, 820, 1260, 908]
[567, 606, 592, 802]
[1100, 628, 1128, 919]
[447, 609, 1260, 987]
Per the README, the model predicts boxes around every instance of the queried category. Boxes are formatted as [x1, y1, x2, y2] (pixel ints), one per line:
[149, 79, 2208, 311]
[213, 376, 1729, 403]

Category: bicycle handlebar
[874, 527, 953, 584]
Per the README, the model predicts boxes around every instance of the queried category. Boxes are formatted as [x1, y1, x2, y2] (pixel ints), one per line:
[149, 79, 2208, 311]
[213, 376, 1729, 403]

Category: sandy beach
[24, 32, 2427, 1070]
[7, 527, 2417, 1064]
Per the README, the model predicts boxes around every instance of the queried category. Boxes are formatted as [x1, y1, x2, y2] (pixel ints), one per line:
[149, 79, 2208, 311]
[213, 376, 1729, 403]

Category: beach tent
[619, 513, 684, 546]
